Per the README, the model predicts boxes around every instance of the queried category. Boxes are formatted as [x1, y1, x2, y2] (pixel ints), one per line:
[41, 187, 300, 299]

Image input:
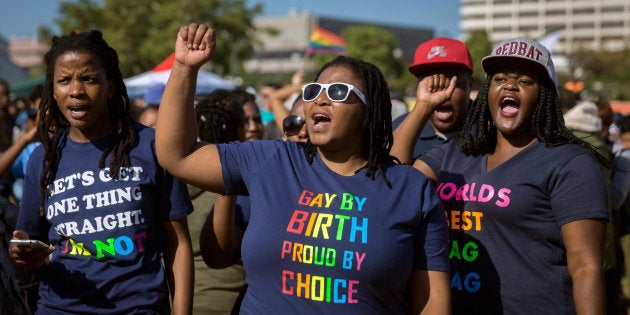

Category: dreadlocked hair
[302, 55, 396, 187]
[195, 89, 245, 143]
[38, 29, 135, 215]
[456, 74, 611, 168]
[456, 78, 494, 155]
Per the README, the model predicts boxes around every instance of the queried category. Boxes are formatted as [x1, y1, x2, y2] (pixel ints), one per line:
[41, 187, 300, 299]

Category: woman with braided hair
[9, 30, 194, 314]
[156, 23, 450, 314]
[392, 37, 609, 314]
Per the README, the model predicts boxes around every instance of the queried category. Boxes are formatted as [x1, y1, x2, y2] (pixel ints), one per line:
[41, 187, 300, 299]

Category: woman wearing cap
[156, 23, 451, 314]
[392, 37, 609, 314]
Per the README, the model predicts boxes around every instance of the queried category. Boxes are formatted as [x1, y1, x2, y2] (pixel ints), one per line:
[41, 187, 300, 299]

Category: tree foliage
[569, 48, 630, 100]
[342, 25, 407, 92]
[464, 30, 492, 85]
[41, 0, 262, 77]
[307, 25, 408, 91]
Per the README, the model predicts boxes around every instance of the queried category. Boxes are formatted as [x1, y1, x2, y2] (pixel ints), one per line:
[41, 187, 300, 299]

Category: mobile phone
[10, 239, 49, 249]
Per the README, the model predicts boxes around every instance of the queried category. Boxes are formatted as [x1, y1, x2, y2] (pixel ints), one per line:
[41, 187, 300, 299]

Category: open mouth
[499, 96, 520, 116]
[434, 105, 454, 121]
[67, 105, 89, 119]
[313, 113, 330, 125]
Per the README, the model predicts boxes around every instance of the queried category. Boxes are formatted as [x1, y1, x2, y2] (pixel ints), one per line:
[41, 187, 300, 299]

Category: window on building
[602, 21, 623, 28]
[573, 7, 595, 15]
[574, 22, 595, 29]
[602, 6, 623, 13]
[519, 10, 538, 18]
[545, 9, 566, 16]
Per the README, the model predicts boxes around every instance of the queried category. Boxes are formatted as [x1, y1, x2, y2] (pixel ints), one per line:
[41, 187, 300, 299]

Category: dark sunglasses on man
[282, 115, 305, 136]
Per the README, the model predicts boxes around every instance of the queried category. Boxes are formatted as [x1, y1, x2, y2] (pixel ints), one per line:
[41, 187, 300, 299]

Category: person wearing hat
[392, 37, 610, 314]
[392, 37, 473, 159]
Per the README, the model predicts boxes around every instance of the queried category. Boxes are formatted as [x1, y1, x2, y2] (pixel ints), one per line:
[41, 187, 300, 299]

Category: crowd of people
[0, 20, 628, 315]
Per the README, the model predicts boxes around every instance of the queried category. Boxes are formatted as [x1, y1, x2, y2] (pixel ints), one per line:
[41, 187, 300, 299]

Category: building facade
[459, 0, 630, 54]
[0, 36, 28, 85]
[245, 11, 433, 75]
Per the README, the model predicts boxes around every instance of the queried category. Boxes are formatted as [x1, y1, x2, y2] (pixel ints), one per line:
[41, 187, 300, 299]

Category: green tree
[342, 25, 406, 91]
[307, 25, 407, 91]
[41, 0, 262, 77]
[464, 30, 493, 84]
[570, 47, 630, 100]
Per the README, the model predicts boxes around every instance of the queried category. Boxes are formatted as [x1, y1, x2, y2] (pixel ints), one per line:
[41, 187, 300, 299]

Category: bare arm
[412, 158, 438, 184]
[156, 23, 225, 193]
[163, 217, 194, 315]
[409, 270, 451, 315]
[199, 195, 244, 268]
[0, 127, 37, 177]
[269, 70, 304, 132]
[391, 75, 457, 165]
[562, 219, 606, 315]
[269, 84, 301, 133]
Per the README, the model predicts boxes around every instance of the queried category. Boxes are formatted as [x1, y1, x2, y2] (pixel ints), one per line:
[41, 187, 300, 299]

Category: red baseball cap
[408, 37, 473, 76]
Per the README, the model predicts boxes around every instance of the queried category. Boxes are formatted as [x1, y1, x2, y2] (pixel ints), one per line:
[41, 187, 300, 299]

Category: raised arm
[156, 23, 225, 193]
[269, 83, 302, 133]
[390, 75, 457, 164]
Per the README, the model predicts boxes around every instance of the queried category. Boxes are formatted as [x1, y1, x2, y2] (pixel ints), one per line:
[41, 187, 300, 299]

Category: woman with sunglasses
[156, 23, 450, 314]
[282, 98, 308, 143]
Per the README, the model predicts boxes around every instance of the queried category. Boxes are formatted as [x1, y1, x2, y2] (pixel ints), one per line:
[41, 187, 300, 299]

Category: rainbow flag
[307, 27, 347, 55]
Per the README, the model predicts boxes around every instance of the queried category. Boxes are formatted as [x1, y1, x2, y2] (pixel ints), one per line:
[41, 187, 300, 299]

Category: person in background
[256, 82, 284, 139]
[134, 83, 164, 128]
[6, 85, 44, 203]
[0, 110, 40, 315]
[9, 29, 194, 314]
[594, 95, 615, 144]
[0, 80, 13, 152]
[389, 91, 408, 121]
[267, 71, 303, 135]
[281, 98, 308, 143]
[189, 90, 249, 314]
[611, 116, 630, 309]
[137, 106, 159, 128]
[156, 23, 450, 314]
[10, 108, 40, 203]
[562, 96, 624, 314]
[392, 37, 473, 158]
[392, 37, 609, 314]
[14, 85, 44, 144]
[563, 99, 611, 160]
[235, 89, 264, 142]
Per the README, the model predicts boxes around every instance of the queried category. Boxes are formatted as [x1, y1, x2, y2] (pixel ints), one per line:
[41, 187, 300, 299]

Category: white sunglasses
[301, 82, 369, 106]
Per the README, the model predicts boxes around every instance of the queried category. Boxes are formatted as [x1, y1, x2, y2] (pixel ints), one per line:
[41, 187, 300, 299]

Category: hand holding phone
[10, 239, 50, 249]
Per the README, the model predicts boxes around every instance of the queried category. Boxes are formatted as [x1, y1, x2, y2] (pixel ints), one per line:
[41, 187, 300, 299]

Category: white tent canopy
[124, 53, 234, 99]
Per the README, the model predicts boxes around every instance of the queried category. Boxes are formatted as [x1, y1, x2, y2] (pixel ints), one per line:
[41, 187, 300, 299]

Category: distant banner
[307, 27, 347, 55]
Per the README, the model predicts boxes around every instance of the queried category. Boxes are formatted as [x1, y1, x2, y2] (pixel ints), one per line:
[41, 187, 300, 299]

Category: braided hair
[303, 55, 396, 186]
[38, 30, 135, 214]
[194, 89, 245, 143]
[456, 72, 610, 167]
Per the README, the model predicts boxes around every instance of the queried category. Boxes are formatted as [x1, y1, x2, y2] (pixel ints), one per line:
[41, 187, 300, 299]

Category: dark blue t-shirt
[420, 140, 609, 314]
[392, 113, 453, 158]
[17, 122, 193, 314]
[218, 139, 449, 314]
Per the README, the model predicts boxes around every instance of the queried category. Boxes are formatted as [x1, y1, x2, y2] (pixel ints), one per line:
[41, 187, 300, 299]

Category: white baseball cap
[482, 37, 557, 86]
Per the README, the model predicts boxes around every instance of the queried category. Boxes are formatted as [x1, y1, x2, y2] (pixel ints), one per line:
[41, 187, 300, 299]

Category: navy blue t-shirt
[420, 140, 609, 314]
[392, 113, 452, 158]
[217, 139, 449, 314]
[17, 122, 193, 314]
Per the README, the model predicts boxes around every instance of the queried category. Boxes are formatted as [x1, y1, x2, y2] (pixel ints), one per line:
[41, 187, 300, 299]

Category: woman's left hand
[174, 23, 216, 71]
